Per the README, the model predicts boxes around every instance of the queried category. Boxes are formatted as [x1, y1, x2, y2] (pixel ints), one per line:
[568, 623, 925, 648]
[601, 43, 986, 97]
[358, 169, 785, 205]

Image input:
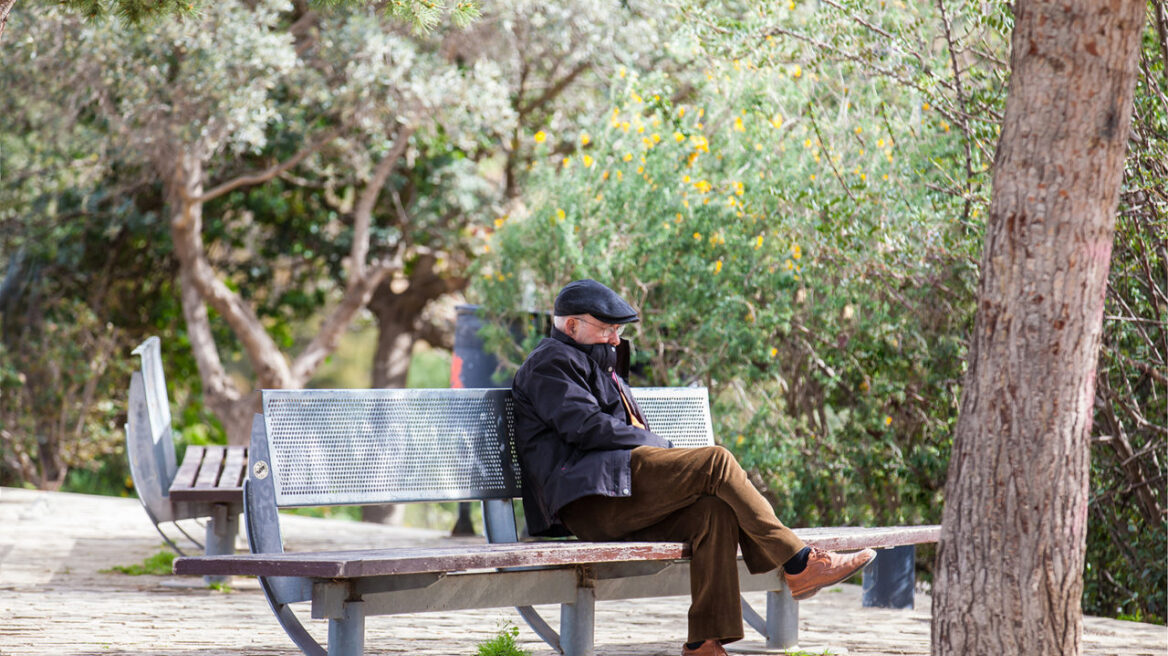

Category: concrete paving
[0, 487, 1163, 656]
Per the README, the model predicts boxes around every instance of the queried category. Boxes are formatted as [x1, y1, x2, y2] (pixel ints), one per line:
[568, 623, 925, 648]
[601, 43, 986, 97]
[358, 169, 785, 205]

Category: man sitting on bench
[511, 279, 876, 656]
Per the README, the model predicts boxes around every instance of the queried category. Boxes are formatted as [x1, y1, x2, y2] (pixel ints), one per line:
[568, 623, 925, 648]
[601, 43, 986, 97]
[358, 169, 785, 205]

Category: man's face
[567, 314, 623, 346]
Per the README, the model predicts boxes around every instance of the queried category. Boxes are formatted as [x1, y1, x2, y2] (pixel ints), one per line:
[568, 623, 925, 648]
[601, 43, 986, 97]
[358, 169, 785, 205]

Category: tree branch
[176, 263, 243, 406]
[0, 0, 16, 46]
[288, 125, 416, 384]
[518, 61, 592, 118]
[936, 0, 975, 223]
[806, 102, 856, 202]
[168, 152, 295, 389]
[188, 125, 343, 205]
[290, 256, 399, 383]
[819, 0, 892, 38]
[350, 125, 415, 280]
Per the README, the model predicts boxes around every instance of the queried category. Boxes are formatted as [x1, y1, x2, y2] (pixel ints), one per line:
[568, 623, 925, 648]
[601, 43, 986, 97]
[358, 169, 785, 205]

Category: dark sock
[783, 546, 812, 575]
[685, 641, 705, 650]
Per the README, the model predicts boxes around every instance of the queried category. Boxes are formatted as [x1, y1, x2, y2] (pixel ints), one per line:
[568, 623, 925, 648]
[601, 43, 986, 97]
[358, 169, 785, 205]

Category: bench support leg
[766, 590, 799, 650]
[560, 586, 595, 656]
[328, 600, 365, 656]
[204, 503, 239, 585]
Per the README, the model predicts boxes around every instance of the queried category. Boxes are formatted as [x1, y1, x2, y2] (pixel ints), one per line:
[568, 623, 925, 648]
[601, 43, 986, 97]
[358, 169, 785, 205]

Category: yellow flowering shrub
[473, 0, 1005, 538]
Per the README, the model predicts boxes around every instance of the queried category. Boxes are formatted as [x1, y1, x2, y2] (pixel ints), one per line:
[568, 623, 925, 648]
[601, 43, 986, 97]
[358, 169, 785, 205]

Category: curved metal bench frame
[125, 337, 245, 578]
[125, 337, 205, 555]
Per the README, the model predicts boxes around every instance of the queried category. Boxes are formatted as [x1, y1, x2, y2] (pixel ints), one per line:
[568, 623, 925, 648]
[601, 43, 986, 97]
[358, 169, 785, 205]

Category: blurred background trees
[1, 0, 1163, 624]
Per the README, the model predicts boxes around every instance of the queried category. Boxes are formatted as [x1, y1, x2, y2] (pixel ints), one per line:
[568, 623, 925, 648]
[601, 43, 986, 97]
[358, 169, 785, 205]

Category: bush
[473, 44, 978, 534]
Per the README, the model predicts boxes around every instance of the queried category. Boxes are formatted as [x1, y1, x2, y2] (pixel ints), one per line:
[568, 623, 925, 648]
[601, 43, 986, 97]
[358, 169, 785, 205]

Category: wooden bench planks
[192, 445, 224, 489]
[174, 526, 941, 580]
[793, 525, 940, 552]
[169, 445, 248, 504]
[221, 446, 247, 488]
[177, 541, 691, 579]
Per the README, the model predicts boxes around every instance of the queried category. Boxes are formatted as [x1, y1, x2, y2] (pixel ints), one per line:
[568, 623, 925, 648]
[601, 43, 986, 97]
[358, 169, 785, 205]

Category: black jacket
[511, 328, 672, 536]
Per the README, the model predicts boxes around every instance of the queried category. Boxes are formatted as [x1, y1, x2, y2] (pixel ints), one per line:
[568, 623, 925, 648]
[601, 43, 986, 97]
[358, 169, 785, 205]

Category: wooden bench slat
[194, 446, 225, 489]
[220, 447, 247, 489]
[169, 487, 244, 503]
[170, 445, 204, 491]
[169, 446, 247, 503]
[176, 541, 690, 579]
[792, 525, 941, 551]
[174, 525, 941, 579]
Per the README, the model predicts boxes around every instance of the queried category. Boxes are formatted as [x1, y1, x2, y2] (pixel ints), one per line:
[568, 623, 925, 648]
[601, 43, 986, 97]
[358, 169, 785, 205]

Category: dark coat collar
[550, 327, 626, 376]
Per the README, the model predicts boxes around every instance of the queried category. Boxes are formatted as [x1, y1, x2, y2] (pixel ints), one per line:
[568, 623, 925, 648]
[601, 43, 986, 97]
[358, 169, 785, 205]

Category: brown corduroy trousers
[557, 445, 807, 644]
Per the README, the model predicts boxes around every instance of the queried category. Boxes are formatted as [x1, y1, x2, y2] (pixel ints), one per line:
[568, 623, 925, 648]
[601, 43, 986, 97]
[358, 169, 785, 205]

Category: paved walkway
[0, 487, 1163, 655]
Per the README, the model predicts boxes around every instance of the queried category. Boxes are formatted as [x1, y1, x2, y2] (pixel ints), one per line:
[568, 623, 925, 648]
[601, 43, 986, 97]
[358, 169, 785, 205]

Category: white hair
[553, 314, 585, 331]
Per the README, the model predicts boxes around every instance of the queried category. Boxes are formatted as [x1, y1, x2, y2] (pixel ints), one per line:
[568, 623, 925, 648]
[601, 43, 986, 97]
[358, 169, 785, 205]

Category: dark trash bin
[862, 544, 916, 609]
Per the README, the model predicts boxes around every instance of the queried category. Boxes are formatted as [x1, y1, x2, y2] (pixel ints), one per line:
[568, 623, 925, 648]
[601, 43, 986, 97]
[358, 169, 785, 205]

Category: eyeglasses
[575, 316, 624, 337]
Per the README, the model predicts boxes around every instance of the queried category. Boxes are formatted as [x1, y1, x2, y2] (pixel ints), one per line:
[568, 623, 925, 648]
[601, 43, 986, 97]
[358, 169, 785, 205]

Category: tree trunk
[368, 254, 466, 388]
[372, 317, 415, 389]
[932, 2, 1146, 655]
[165, 136, 399, 444]
[35, 419, 67, 491]
[169, 150, 301, 443]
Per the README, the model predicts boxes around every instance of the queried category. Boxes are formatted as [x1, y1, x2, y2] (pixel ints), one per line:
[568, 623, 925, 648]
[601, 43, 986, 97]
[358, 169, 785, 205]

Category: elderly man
[510, 279, 876, 656]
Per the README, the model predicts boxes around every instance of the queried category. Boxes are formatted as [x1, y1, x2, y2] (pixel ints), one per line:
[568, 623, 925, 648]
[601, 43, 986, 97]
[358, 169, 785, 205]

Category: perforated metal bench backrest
[259, 387, 713, 508]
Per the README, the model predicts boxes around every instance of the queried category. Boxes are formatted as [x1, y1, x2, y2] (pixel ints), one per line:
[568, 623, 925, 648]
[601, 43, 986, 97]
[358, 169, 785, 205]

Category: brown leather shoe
[785, 547, 877, 601]
[681, 639, 728, 656]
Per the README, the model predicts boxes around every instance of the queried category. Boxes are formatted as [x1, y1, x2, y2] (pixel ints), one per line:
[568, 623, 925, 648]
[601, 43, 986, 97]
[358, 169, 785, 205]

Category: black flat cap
[554, 279, 639, 324]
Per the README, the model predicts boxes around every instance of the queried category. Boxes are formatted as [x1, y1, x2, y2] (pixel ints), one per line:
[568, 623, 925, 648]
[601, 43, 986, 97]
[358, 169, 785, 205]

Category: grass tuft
[102, 549, 176, 576]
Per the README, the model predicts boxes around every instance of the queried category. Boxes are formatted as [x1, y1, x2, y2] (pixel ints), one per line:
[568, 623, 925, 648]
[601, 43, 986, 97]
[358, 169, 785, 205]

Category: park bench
[125, 337, 246, 576]
[174, 387, 940, 656]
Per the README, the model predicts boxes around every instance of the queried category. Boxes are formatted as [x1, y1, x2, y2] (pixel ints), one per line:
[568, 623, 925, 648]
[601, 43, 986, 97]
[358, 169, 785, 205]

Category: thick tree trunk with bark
[932, 2, 1146, 655]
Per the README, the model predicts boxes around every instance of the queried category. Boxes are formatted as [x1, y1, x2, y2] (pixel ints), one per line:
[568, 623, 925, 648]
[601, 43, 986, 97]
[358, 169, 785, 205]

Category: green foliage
[281, 499, 477, 530]
[39, 0, 481, 38]
[473, 4, 984, 532]
[62, 454, 135, 498]
[104, 549, 177, 576]
[52, 0, 198, 25]
[474, 1, 1167, 621]
[0, 126, 217, 488]
[383, 0, 481, 34]
[0, 295, 132, 489]
[475, 623, 530, 656]
[406, 346, 453, 388]
[282, 505, 364, 521]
